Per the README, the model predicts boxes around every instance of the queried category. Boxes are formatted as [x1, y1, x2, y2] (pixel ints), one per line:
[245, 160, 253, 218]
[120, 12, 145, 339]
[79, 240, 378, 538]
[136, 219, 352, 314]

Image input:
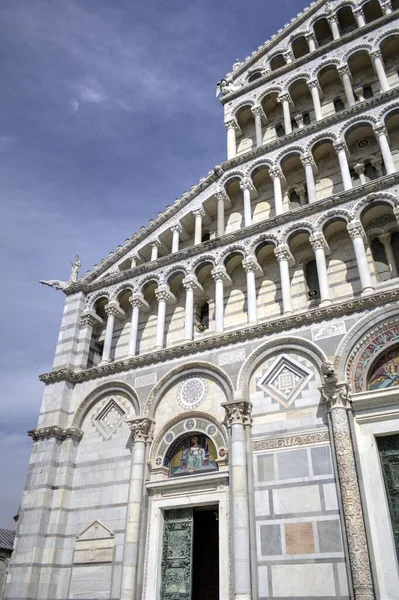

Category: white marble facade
[5, 1, 399, 599]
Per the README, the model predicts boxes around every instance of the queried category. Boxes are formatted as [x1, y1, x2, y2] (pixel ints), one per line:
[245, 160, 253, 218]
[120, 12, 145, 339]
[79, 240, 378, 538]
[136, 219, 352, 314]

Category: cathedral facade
[5, 0, 399, 598]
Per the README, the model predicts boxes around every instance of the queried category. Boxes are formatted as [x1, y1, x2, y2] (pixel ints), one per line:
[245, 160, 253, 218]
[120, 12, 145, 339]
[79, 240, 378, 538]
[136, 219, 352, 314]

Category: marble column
[226, 120, 239, 160]
[171, 224, 182, 254]
[150, 240, 161, 261]
[128, 294, 149, 357]
[354, 163, 367, 185]
[240, 177, 255, 227]
[334, 141, 353, 191]
[310, 233, 332, 304]
[306, 32, 317, 52]
[101, 302, 125, 364]
[379, 233, 398, 278]
[121, 417, 154, 600]
[182, 275, 202, 340]
[243, 256, 261, 324]
[381, 0, 393, 15]
[338, 65, 356, 107]
[274, 244, 293, 314]
[371, 157, 384, 178]
[223, 401, 253, 600]
[76, 311, 104, 369]
[211, 266, 232, 332]
[251, 106, 264, 148]
[328, 15, 341, 40]
[154, 285, 176, 349]
[371, 50, 390, 93]
[353, 6, 366, 27]
[374, 125, 396, 174]
[269, 167, 284, 216]
[278, 93, 292, 134]
[301, 154, 317, 204]
[295, 185, 307, 206]
[193, 207, 205, 245]
[216, 192, 227, 237]
[347, 221, 374, 293]
[321, 378, 375, 600]
[308, 79, 323, 121]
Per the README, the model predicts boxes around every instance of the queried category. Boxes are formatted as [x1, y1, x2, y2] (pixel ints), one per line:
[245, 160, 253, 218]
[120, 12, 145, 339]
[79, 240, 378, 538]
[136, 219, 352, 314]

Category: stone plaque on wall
[311, 321, 346, 341]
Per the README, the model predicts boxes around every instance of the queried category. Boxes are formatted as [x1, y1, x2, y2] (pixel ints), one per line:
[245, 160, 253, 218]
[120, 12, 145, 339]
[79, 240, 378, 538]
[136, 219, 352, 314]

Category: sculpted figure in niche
[368, 347, 399, 390]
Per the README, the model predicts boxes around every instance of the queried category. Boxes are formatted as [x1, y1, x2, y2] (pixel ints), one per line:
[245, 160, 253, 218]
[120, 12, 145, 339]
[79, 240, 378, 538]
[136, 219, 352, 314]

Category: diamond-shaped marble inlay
[257, 355, 312, 408]
[94, 399, 126, 439]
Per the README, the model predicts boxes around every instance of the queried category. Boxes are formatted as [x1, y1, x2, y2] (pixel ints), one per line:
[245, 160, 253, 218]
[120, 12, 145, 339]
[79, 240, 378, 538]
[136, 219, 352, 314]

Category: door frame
[143, 472, 230, 600]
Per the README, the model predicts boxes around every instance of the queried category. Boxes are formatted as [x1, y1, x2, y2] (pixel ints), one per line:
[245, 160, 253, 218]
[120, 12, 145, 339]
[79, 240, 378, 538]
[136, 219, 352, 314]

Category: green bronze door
[161, 508, 194, 600]
[378, 434, 399, 559]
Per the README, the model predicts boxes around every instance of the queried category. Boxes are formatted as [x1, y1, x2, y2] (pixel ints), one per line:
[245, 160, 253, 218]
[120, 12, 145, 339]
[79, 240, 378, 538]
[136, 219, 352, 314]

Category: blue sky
[0, 0, 310, 528]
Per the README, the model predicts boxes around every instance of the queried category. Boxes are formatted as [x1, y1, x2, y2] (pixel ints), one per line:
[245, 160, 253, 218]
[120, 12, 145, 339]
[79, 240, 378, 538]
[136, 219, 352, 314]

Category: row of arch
[246, 0, 397, 80]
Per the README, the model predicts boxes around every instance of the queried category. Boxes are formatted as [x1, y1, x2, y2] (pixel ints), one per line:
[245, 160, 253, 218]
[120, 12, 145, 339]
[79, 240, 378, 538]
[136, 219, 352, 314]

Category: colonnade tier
[235, 0, 396, 87]
[132, 116, 398, 263]
[80, 208, 399, 366]
[227, 37, 399, 159]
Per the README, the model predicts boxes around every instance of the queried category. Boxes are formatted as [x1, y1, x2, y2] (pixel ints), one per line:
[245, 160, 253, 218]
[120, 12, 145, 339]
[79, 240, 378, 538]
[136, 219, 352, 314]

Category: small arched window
[276, 123, 285, 138]
[248, 71, 262, 83]
[305, 260, 320, 299]
[198, 302, 209, 330]
[333, 97, 345, 112]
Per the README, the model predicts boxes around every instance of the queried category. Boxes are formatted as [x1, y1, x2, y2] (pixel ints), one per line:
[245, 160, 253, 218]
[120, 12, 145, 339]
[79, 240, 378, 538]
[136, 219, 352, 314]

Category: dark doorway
[192, 507, 219, 600]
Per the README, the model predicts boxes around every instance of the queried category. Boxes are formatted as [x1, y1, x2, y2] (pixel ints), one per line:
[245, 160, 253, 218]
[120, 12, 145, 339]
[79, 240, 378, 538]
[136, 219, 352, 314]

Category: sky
[0, 0, 311, 528]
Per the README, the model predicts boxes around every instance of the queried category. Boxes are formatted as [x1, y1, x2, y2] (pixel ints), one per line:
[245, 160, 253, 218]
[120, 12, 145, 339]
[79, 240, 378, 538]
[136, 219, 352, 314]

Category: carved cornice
[221, 11, 398, 102]
[39, 285, 399, 385]
[253, 429, 329, 451]
[65, 171, 399, 297]
[28, 426, 83, 442]
[63, 87, 399, 296]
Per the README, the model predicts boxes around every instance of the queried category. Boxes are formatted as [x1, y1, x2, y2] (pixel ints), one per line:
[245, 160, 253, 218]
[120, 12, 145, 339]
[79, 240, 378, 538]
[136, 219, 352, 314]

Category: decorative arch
[342, 43, 373, 62]
[373, 28, 399, 50]
[110, 282, 135, 302]
[191, 253, 217, 271]
[314, 209, 352, 231]
[85, 289, 112, 311]
[311, 58, 341, 78]
[137, 272, 163, 293]
[164, 263, 190, 282]
[250, 232, 281, 254]
[378, 101, 399, 123]
[281, 220, 315, 244]
[237, 336, 328, 394]
[307, 12, 329, 31]
[143, 361, 234, 417]
[275, 144, 306, 166]
[285, 72, 311, 89]
[288, 29, 309, 44]
[257, 85, 284, 103]
[233, 99, 255, 119]
[245, 157, 274, 177]
[306, 131, 338, 154]
[352, 192, 398, 220]
[71, 380, 139, 429]
[219, 169, 246, 190]
[218, 244, 249, 265]
[338, 115, 378, 139]
[333, 304, 399, 390]
[149, 411, 228, 471]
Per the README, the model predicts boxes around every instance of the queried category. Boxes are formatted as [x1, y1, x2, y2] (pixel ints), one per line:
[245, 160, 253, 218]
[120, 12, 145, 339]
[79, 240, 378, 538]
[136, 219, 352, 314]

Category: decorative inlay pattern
[312, 321, 346, 341]
[185, 419, 195, 430]
[93, 399, 126, 440]
[177, 378, 208, 409]
[218, 348, 246, 366]
[257, 355, 312, 408]
[135, 372, 157, 388]
[253, 430, 329, 451]
[207, 425, 216, 436]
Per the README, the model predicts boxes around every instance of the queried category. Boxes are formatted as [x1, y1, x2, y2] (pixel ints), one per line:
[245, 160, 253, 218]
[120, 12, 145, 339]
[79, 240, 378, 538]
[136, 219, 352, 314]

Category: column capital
[353, 162, 365, 175]
[278, 92, 291, 104]
[301, 153, 314, 168]
[373, 123, 387, 137]
[150, 239, 161, 249]
[352, 6, 364, 16]
[283, 50, 294, 62]
[239, 176, 255, 192]
[127, 417, 155, 443]
[211, 265, 232, 284]
[242, 255, 262, 275]
[327, 14, 338, 24]
[320, 382, 351, 412]
[80, 310, 104, 328]
[381, 0, 393, 14]
[129, 292, 150, 311]
[225, 119, 240, 131]
[182, 274, 203, 292]
[333, 139, 347, 153]
[251, 105, 264, 118]
[155, 285, 177, 304]
[269, 166, 283, 180]
[104, 301, 126, 319]
[274, 243, 292, 263]
[294, 113, 304, 128]
[338, 64, 351, 78]
[378, 232, 392, 246]
[170, 223, 182, 234]
[309, 232, 327, 251]
[347, 220, 365, 240]
[370, 49, 382, 62]
[215, 190, 230, 204]
[223, 401, 252, 426]
[308, 78, 319, 90]
[306, 31, 317, 43]
[193, 206, 206, 218]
